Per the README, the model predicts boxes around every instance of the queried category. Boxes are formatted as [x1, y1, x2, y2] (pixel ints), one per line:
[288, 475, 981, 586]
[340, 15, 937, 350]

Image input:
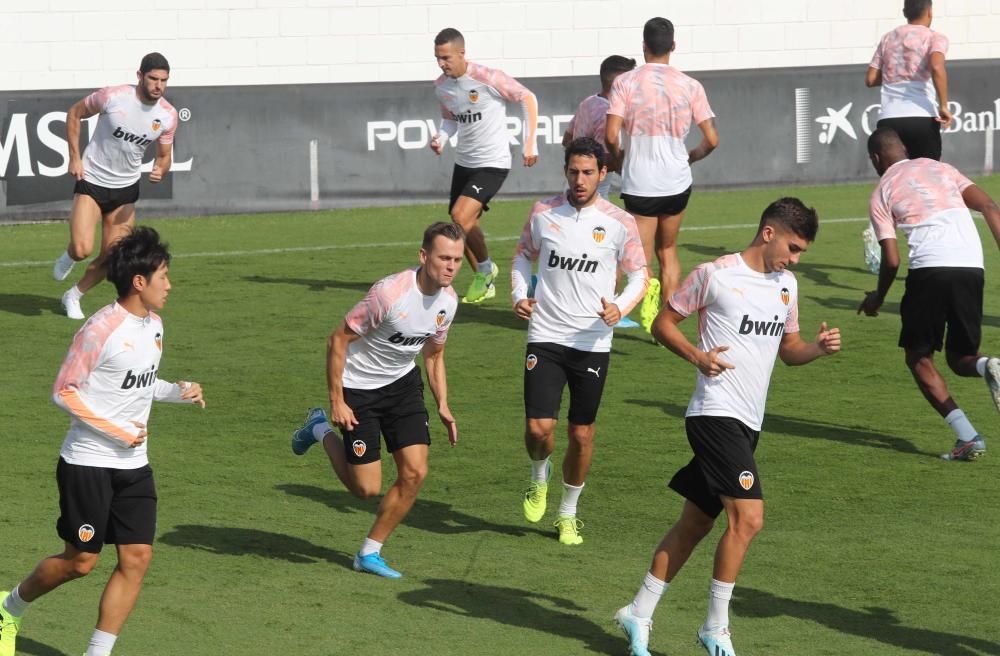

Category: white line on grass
[0, 217, 871, 269]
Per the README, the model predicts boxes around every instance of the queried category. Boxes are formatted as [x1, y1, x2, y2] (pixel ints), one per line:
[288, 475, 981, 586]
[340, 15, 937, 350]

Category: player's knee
[734, 511, 764, 539]
[68, 241, 92, 260]
[351, 483, 381, 500]
[119, 546, 153, 574]
[567, 426, 594, 447]
[68, 553, 99, 579]
[398, 464, 428, 490]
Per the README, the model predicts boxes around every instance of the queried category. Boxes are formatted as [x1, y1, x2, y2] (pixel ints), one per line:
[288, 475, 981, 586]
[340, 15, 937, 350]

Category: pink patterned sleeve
[606, 75, 627, 118]
[869, 186, 897, 242]
[930, 32, 949, 55]
[869, 39, 884, 70]
[943, 162, 973, 193]
[784, 297, 800, 334]
[440, 102, 455, 120]
[690, 80, 714, 124]
[345, 282, 388, 336]
[82, 86, 112, 114]
[433, 290, 458, 344]
[159, 103, 178, 145]
[669, 264, 712, 317]
[475, 64, 530, 102]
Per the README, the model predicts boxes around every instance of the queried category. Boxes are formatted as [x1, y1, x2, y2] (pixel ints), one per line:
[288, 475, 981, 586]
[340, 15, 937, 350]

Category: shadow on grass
[277, 484, 551, 539]
[158, 524, 353, 568]
[241, 275, 373, 293]
[815, 295, 1000, 329]
[681, 242, 863, 291]
[734, 587, 1000, 656]
[16, 638, 69, 656]
[0, 293, 62, 316]
[625, 399, 936, 458]
[398, 578, 657, 656]
[451, 301, 530, 331]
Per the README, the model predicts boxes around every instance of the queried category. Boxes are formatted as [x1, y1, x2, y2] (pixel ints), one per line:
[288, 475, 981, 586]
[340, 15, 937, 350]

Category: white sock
[704, 578, 735, 632]
[557, 481, 584, 517]
[3, 585, 29, 616]
[85, 629, 117, 656]
[57, 250, 75, 268]
[630, 571, 667, 619]
[359, 538, 382, 557]
[311, 421, 334, 443]
[945, 409, 978, 442]
[66, 285, 83, 300]
[477, 258, 494, 275]
[976, 357, 988, 377]
[530, 457, 550, 483]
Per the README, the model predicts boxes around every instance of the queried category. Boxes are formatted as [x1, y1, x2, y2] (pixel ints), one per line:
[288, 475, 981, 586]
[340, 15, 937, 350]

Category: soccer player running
[431, 27, 539, 304]
[866, 0, 952, 161]
[53, 52, 178, 321]
[512, 137, 647, 545]
[290, 222, 463, 578]
[0, 227, 205, 656]
[859, 128, 1000, 461]
[606, 17, 718, 335]
[613, 199, 840, 656]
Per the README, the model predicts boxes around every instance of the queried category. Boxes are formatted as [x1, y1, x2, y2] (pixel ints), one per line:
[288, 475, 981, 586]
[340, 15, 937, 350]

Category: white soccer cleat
[984, 357, 1000, 413]
[62, 290, 85, 320]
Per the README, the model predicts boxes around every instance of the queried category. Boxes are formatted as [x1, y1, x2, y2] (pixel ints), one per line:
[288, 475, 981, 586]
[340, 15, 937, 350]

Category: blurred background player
[865, 0, 951, 160]
[511, 138, 647, 545]
[613, 199, 840, 656]
[859, 128, 1000, 461]
[0, 227, 204, 656]
[53, 53, 178, 320]
[430, 27, 539, 304]
[606, 17, 718, 335]
[290, 222, 463, 579]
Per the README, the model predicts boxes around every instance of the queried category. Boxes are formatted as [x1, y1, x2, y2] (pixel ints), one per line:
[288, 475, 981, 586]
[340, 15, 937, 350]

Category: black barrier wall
[1, 60, 998, 222]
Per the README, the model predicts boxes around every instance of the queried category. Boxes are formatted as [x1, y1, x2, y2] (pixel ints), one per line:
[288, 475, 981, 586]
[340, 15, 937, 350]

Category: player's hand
[514, 298, 537, 320]
[698, 345, 735, 377]
[598, 297, 621, 326]
[438, 405, 458, 446]
[179, 381, 205, 408]
[937, 105, 953, 129]
[430, 134, 444, 155]
[523, 154, 538, 167]
[330, 399, 358, 432]
[129, 421, 148, 448]
[149, 165, 163, 183]
[68, 157, 85, 181]
[857, 291, 883, 317]
[815, 322, 841, 355]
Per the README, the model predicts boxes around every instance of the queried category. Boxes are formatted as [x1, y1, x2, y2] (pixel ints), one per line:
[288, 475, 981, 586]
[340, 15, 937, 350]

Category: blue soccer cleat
[614, 605, 652, 656]
[353, 551, 402, 579]
[615, 316, 640, 329]
[291, 407, 329, 455]
[698, 625, 736, 656]
[941, 436, 986, 461]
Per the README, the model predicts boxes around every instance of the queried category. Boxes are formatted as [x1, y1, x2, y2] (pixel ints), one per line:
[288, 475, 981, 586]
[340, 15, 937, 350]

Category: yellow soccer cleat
[0, 591, 23, 656]
[639, 278, 661, 334]
[522, 480, 548, 523]
[554, 515, 584, 545]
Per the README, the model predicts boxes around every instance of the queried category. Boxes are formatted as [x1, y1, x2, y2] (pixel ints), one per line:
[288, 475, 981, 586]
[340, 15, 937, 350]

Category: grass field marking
[0, 217, 871, 269]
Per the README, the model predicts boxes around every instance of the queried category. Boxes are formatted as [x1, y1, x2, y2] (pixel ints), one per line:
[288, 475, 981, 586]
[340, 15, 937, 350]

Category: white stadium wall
[2, 0, 1000, 91]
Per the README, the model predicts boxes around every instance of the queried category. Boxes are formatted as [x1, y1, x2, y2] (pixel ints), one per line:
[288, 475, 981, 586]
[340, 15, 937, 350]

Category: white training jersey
[82, 85, 178, 188]
[669, 253, 800, 431]
[511, 194, 648, 353]
[343, 268, 458, 390]
[435, 62, 538, 169]
[606, 63, 714, 197]
[870, 25, 948, 120]
[869, 158, 982, 270]
[53, 303, 190, 469]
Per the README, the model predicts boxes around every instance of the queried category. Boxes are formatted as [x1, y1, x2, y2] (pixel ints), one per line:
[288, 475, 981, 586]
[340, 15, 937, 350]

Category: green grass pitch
[1, 178, 998, 655]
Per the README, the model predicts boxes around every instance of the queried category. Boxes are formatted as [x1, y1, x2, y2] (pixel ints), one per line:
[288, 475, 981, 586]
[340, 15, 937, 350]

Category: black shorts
[876, 117, 942, 161]
[669, 416, 762, 519]
[56, 458, 157, 553]
[621, 186, 692, 218]
[899, 267, 983, 355]
[341, 366, 431, 465]
[523, 342, 610, 425]
[74, 179, 141, 215]
[448, 165, 509, 213]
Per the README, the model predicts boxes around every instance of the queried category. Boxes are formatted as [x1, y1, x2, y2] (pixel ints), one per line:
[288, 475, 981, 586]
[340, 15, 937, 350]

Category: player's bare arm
[605, 114, 624, 172]
[865, 66, 883, 87]
[778, 322, 841, 365]
[327, 321, 361, 431]
[65, 98, 99, 181]
[653, 305, 735, 377]
[149, 142, 172, 184]
[962, 185, 1000, 250]
[858, 237, 901, 316]
[928, 51, 952, 128]
[688, 118, 719, 164]
[422, 339, 457, 446]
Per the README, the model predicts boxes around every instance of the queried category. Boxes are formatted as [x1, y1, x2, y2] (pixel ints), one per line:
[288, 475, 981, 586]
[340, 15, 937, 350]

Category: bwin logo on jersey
[388, 332, 432, 346]
[112, 126, 154, 147]
[547, 250, 598, 273]
[455, 109, 482, 124]
[121, 365, 158, 390]
[738, 314, 785, 337]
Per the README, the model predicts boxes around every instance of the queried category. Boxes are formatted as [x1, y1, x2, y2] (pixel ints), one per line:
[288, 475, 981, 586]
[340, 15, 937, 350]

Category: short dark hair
[643, 17, 675, 56]
[434, 28, 465, 48]
[904, 0, 932, 21]
[759, 197, 819, 242]
[423, 221, 465, 252]
[564, 137, 607, 172]
[139, 52, 170, 75]
[600, 55, 637, 89]
[867, 126, 906, 157]
[106, 226, 171, 297]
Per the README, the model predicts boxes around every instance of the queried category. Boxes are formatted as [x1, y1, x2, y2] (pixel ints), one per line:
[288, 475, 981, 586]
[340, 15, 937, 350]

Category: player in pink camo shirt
[54, 53, 178, 321]
[865, 0, 951, 160]
[859, 128, 1000, 461]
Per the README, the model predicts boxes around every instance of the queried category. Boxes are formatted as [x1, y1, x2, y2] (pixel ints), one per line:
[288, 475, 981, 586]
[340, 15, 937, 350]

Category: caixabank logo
[794, 87, 1000, 164]
[0, 98, 194, 206]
